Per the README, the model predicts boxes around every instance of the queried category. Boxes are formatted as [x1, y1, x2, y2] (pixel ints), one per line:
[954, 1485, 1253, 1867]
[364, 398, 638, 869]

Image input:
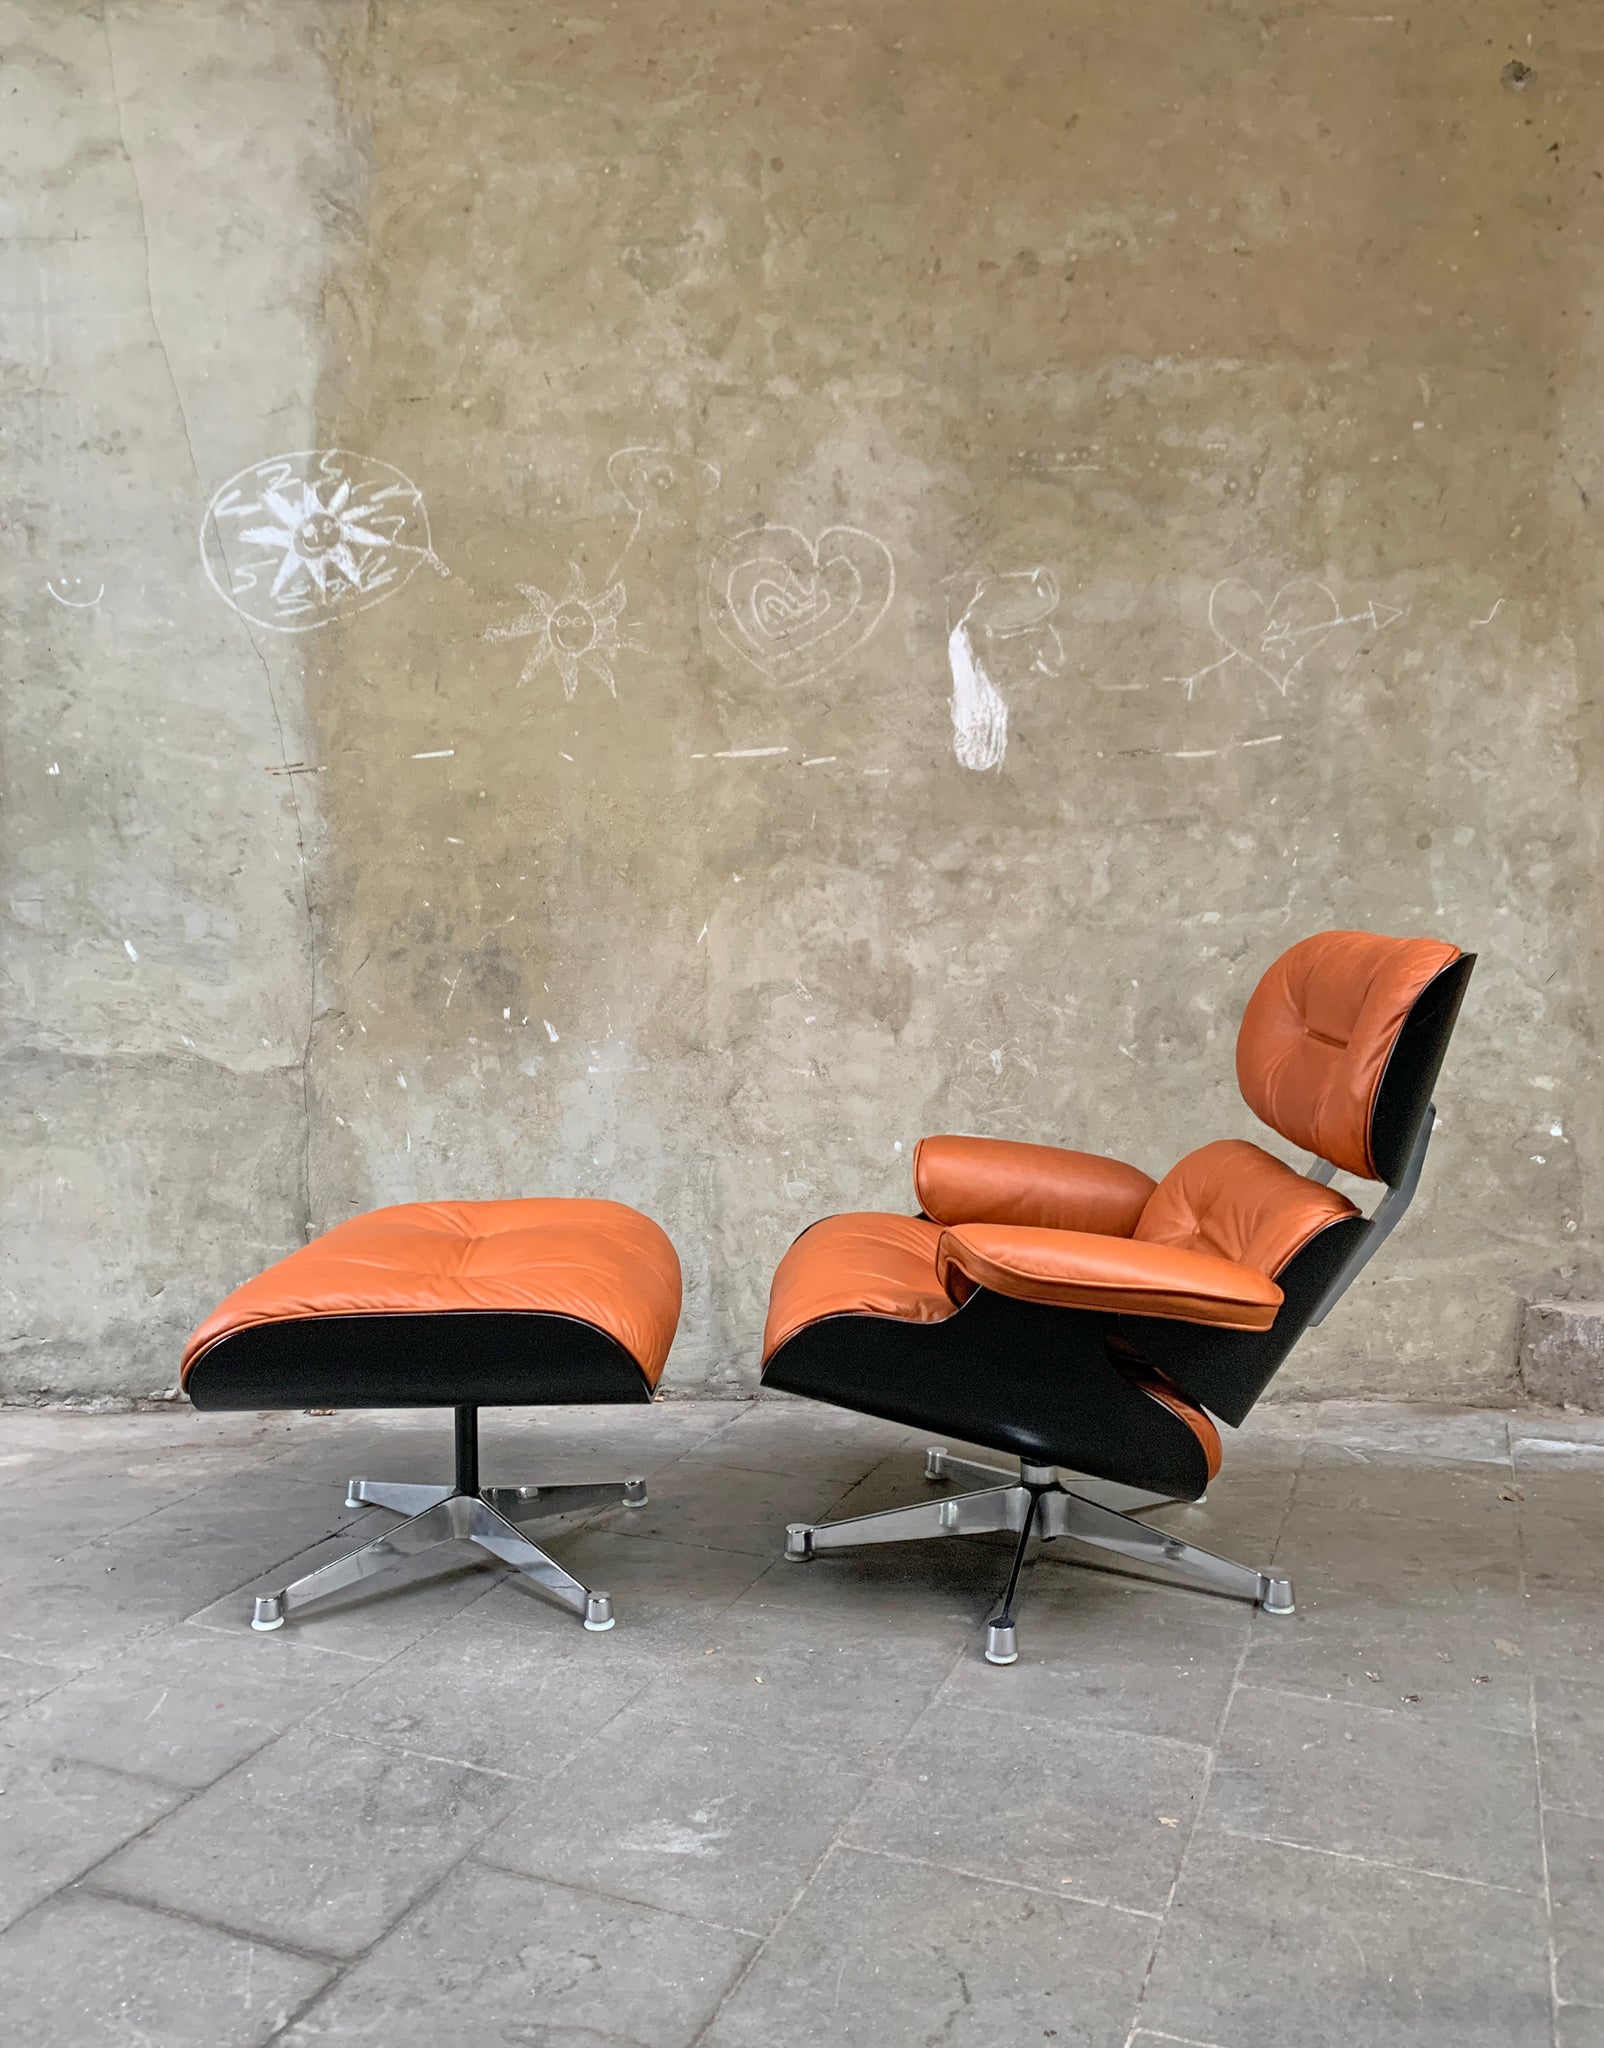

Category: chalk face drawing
[600, 445, 721, 586]
[46, 576, 104, 609]
[708, 524, 895, 686]
[607, 446, 720, 529]
[484, 563, 644, 699]
[948, 568, 1064, 772]
[1169, 578, 1402, 698]
[200, 450, 447, 632]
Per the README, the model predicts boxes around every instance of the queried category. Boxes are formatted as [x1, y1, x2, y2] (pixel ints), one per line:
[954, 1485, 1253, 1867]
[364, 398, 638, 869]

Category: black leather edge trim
[185, 1310, 655, 1412]
[1368, 952, 1476, 1186]
[761, 1289, 1214, 1498]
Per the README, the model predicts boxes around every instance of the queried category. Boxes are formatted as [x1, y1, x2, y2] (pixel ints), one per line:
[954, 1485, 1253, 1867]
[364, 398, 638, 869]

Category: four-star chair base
[784, 1444, 1293, 1666]
[249, 1404, 648, 1634]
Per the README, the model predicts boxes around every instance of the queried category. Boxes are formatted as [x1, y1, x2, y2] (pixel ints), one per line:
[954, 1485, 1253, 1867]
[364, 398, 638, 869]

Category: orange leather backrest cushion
[1236, 931, 1462, 1179]
[1136, 1139, 1359, 1278]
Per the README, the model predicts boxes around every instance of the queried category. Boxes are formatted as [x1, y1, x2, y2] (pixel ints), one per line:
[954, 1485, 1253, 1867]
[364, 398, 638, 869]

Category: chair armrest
[935, 1224, 1284, 1331]
[913, 1135, 1157, 1237]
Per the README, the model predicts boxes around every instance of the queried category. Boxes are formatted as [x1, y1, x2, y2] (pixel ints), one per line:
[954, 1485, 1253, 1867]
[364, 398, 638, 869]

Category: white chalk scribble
[707, 524, 895, 687]
[947, 568, 1064, 771]
[46, 576, 104, 609]
[1167, 578, 1403, 698]
[485, 563, 645, 699]
[201, 450, 447, 632]
[606, 446, 721, 574]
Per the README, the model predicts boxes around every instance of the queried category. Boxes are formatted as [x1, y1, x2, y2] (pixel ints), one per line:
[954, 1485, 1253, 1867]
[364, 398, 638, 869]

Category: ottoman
[182, 1197, 681, 1634]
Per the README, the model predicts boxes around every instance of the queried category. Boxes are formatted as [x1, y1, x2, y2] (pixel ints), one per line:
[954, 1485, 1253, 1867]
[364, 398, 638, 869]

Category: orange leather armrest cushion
[935, 1224, 1284, 1331]
[913, 1136, 1157, 1237]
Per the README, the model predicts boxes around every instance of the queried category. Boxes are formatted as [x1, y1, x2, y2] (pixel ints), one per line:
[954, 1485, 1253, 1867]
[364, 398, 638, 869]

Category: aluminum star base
[250, 1471, 647, 1633]
[785, 1446, 1292, 1664]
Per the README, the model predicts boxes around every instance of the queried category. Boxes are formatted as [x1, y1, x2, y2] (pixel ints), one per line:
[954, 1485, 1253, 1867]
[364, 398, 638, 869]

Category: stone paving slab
[1138, 1828, 1553, 2048]
[0, 1888, 332, 2048]
[276, 1861, 755, 2047]
[0, 1395, 1598, 2046]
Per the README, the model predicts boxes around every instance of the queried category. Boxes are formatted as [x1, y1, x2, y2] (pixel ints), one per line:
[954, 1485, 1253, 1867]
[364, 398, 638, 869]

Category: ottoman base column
[252, 1407, 644, 1635]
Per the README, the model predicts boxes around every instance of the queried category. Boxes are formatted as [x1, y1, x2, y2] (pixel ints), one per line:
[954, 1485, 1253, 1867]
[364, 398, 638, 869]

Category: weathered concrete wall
[4, 1, 1600, 1403]
[1, 5, 350, 1393]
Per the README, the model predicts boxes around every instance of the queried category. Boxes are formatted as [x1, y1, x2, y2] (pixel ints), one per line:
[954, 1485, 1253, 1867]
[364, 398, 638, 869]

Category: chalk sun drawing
[484, 563, 645, 699]
[947, 568, 1064, 772]
[200, 450, 447, 632]
[707, 524, 895, 687]
[1167, 578, 1403, 699]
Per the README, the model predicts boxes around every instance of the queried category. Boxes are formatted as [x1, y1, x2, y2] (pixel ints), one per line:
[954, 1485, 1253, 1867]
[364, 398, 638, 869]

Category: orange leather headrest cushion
[1236, 931, 1461, 1179]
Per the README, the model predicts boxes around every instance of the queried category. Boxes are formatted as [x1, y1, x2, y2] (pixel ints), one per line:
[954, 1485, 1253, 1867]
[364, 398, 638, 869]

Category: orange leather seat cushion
[183, 1198, 682, 1389]
[913, 1135, 1157, 1237]
[935, 1223, 1284, 1331]
[762, 1213, 956, 1362]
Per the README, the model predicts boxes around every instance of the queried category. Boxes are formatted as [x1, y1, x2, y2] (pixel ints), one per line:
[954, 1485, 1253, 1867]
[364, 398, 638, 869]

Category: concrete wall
[4, 0, 1600, 1405]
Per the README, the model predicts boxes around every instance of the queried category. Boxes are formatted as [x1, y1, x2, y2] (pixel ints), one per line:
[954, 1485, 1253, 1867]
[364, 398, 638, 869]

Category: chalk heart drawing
[200, 449, 447, 633]
[607, 446, 720, 526]
[708, 524, 895, 687]
[1207, 577, 1346, 694]
[948, 568, 1064, 772]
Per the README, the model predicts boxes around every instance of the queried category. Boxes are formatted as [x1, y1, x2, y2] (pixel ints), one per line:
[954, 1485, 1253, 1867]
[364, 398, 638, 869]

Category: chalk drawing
[46, 577, 103, 609]
[609, 446, 720, 512]
[1166, 578, 1403, 698]
[200, 450, 447, 632]
[606, 446, 720, 568]
[707, 524, 894, 686]
[946, 568, 1064, 771]
[1470, 599, 1505, 628]
[484, 563, 645, 699]
[483, 444, 714, 691]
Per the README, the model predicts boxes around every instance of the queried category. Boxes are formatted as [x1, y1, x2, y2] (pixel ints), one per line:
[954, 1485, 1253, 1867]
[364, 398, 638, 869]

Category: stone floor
[0, 1395, 1600, 2047]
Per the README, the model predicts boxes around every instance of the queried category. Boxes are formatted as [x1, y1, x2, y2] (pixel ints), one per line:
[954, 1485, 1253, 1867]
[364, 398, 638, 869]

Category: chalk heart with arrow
[1208, 577, 1403, 695]
[708, 523, 895, 687]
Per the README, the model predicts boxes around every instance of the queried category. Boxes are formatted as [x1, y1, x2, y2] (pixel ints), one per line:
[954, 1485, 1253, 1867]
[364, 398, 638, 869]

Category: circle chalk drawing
[707, 524, 895, 687]
[200, 449, 447, 633]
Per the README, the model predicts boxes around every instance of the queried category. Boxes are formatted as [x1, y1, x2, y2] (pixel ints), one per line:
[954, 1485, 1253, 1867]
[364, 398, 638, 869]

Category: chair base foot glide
[983, 1620, 1019, 1665]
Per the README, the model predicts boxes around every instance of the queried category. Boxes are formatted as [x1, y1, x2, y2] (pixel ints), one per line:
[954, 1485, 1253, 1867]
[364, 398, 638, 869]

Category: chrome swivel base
[249, 1406, 648, 1633]
[785, 1445, 1293, 1664]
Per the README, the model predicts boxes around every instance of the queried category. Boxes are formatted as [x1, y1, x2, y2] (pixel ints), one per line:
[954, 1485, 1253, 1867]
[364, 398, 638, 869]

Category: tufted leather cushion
[1135, 1139, 1359, 1278]
[1236, 930, 1462, 1179]
[934, 1223, 1285, 1330]
[182, 1198, 683, 1388]
[761, 1213, 956, 1362]
[913, 1135, 1156, 1237]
